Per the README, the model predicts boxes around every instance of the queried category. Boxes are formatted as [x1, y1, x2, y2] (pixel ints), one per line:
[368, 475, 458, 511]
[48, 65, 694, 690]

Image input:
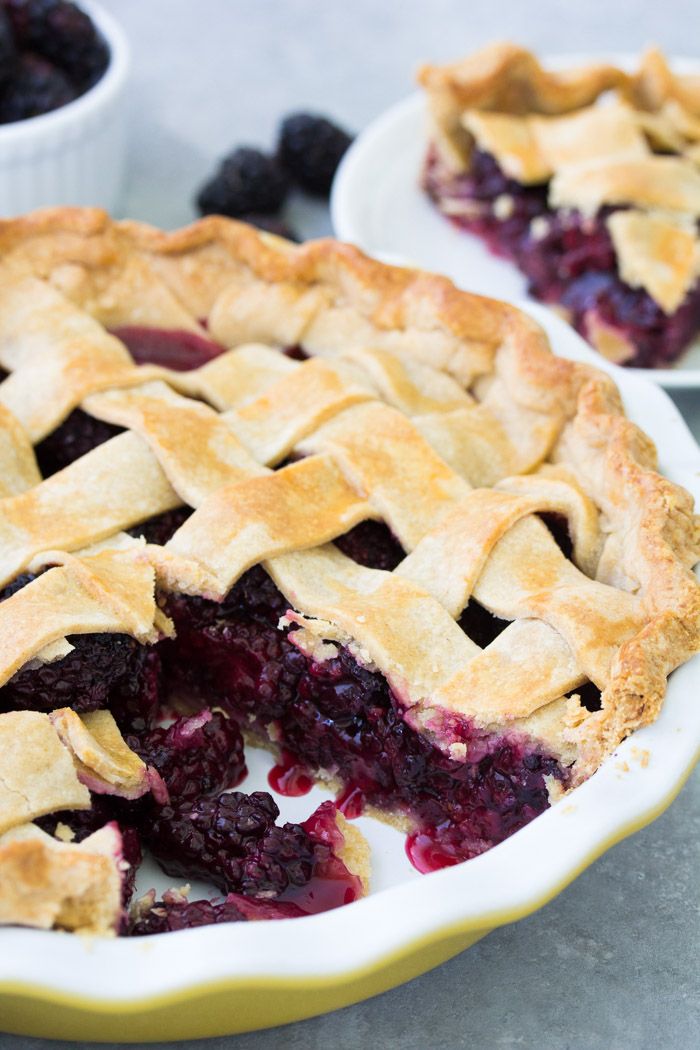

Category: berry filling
[161, 562, 567, 867]
[145, 794, 361, 914]
[423, 146, 700, 367]
[111, 326, 225, 372]
[268, 750, 313, 797]
[0, 628, 162, 732]
[333, 519, 405, 571]
[126, 709, 247, 803]
[35, 409, 122, 477]
[128, 887, 322, 935]
[128, 895, 250, 935]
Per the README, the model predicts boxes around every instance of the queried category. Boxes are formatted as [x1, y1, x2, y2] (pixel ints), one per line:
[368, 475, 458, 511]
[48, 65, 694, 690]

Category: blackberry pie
[0, 208, 697, 935]
[420, 43, 700, 367]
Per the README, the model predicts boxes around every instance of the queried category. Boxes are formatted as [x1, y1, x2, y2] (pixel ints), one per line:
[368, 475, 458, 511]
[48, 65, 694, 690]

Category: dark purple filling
[423, 146, 700, 367]
[128, 897, 249, 935]
[144, 795, 361, 914]
[127, 709, 247, 803]
[34, 408, 122, 477]
[0, 630, 161, 731]
[147, 790, 311, 896]
[540, 512, 574, 561]
[161, 562, 567, 863]
[127, 892, 309, 934]
[334, 519, 405, 572]
[35, 790, 361, 927]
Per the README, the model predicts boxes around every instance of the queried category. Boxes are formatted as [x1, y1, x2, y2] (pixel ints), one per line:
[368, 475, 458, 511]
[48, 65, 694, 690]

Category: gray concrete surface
[1, 2, 699, 1047]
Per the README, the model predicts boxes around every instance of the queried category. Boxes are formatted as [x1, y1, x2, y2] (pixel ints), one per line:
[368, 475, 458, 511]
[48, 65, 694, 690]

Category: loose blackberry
[127, 891, 305, 933]
[277, 112, 353, 196]
[128, 897, 247, 935]
[127, 709, 246, 803]
[0, 51, 75, 123]
[4, 0, 109, 90]
[196, 147, 289, 219]
[145, 789, 323, 898]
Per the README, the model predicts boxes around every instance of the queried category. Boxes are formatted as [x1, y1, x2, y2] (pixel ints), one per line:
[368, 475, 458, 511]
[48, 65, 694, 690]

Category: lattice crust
[0, 210, 698, 785]
[0, 707, 148, 835]
[418, 43, 700, 314]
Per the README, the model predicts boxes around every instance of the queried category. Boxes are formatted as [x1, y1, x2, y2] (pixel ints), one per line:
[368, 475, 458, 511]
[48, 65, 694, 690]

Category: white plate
[331, 54, 700, 389]
[1, 303, 698, 1040]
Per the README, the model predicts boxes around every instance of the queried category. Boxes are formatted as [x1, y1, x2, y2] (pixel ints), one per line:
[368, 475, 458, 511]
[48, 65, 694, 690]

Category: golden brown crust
[418, 42, 627, 168]
[0, 207, 697, 792]
[0, 711, 90, 833]
[334, 812, 371, 894]
[606, 210, 700, 314]
[0, 823, 122, 933]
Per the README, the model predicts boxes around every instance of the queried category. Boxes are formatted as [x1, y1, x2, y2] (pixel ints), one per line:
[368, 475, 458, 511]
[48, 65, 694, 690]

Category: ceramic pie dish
[331, 48, 700, 388]
[0, 210, 697, 1041]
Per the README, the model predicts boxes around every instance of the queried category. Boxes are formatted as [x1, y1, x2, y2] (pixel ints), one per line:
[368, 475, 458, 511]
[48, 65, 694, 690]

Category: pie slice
[0, 208, 697, 934]
[419, 42, 700, 367]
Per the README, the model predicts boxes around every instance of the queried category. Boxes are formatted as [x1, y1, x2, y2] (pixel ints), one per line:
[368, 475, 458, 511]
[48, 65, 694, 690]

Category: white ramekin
[0, 1, 130, 217]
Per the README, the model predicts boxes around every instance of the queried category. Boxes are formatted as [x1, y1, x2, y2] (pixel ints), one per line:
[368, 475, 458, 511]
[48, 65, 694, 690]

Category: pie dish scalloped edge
[330, 52, 700, 389]
[0, 303, 698, 1042]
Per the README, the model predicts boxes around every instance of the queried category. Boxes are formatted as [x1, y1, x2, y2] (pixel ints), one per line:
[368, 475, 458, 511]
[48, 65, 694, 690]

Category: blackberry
[4, 0, 109, 91]
[118, 825, 142, 906]
[0, 632, 161, 728]
[145, 789, 322, 898]
[277, 112, 353, 196]
[128, 897, 247, 935]
[196, 147, 289, 219]
[127, 891, 306, 934]
[126, 709, 246, 803]
[0, 51, 75, 123]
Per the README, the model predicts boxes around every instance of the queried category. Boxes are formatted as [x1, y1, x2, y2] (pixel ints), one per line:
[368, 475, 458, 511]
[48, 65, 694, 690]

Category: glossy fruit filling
[0, 625, 162, 733]
[423, 145, 700, 367]
[33, 708, 361, 930]
[162, 556, 567, 866]
[146, 794, 362, 914]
